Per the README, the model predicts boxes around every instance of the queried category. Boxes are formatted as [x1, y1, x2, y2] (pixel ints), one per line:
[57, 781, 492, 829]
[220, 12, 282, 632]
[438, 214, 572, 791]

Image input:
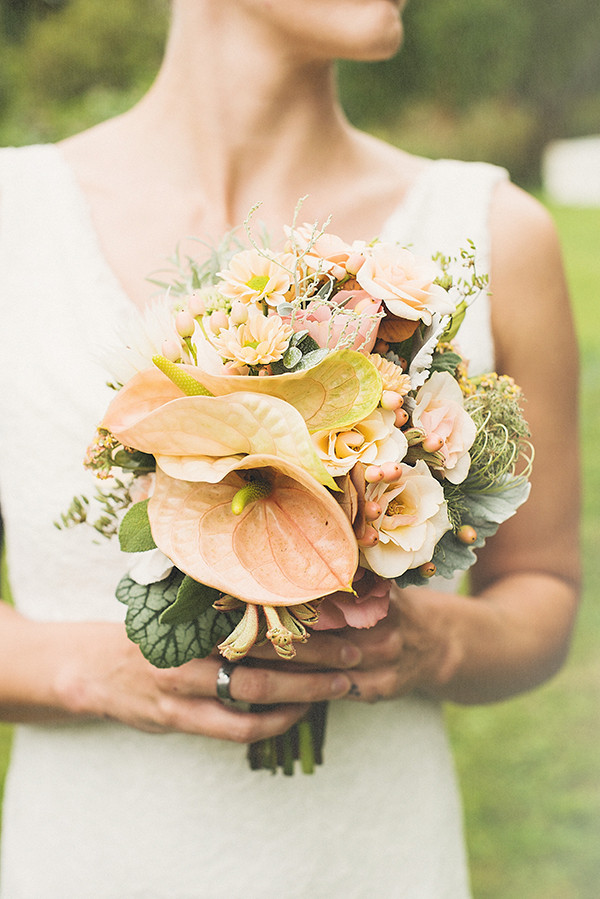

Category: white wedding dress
[0, 144, 506, 898]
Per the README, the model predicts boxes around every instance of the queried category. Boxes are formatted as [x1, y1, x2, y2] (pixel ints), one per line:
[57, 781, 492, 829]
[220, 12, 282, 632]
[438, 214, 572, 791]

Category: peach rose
[361, 460, 451, 577]
[412, 371, 477, 484]
[312, 408, 408, 478]
[356, 243, 455, 325]
[289, 291, 382, 354]
[285, 224, 356, 281]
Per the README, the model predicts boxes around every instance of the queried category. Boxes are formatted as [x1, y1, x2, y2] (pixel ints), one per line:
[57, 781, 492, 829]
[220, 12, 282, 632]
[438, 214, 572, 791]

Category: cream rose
[413, 371, 477, 484]
[356, 243, 455, 325]
[311, 408, 408, 478]
[361, 460, 451, 577]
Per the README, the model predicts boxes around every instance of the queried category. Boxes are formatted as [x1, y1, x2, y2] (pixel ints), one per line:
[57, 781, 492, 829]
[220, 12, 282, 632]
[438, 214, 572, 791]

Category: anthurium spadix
[148, 454, 358, 607]
[104, 387, 338, 489]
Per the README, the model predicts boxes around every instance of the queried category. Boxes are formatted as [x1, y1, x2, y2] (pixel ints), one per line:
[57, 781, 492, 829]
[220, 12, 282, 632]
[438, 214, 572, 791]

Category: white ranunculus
[413, 371, 477, 484]
[311, 408, 408, 478]
[361, 460, 451, 577]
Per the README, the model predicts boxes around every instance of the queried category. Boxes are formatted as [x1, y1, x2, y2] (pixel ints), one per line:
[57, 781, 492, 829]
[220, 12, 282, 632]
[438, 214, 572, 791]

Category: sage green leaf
[116, 571, 242, 668]
[118, 500, 157, 553]
[159, 575, 220, 626]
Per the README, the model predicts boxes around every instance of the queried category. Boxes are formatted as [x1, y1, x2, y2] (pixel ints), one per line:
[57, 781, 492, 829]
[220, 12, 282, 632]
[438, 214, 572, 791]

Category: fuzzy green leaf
[116, 570, 242, 668]
[159, 575, 220, 626]
[430, 351, 462, 375]
[118, 500, 157, 553]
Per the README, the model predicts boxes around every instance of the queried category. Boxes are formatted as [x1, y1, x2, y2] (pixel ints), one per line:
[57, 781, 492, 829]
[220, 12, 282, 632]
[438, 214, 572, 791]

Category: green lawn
[0, 202, 598, 896]
[447, 202, 600, 898]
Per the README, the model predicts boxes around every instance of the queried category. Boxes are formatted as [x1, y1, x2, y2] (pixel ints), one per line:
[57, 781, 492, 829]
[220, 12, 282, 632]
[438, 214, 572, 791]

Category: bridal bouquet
[62, 213, 532, 773]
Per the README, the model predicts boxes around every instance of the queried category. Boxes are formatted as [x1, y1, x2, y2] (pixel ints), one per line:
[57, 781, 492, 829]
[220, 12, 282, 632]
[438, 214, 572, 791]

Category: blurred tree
[0, 0, 65, 43]
[0, 0, 598, 183]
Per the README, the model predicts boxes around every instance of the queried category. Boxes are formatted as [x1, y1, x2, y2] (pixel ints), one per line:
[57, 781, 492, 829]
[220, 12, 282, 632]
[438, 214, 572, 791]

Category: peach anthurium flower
[356, 243, 455, 325]
[104, 348, 383, 437]
[311, 408, 408, 478]
[148, 455, 358, 607]
[103, 388, 337, 490]
[208, 308, 294, 366]
[217, 248, 291, 308]
[361, 460, 451, 578]
[412, 371, 477, 484]
[181, 348, 383, 433]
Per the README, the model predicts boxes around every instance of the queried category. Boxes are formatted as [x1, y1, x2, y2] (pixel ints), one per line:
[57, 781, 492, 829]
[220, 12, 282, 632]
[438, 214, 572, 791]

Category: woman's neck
[129, 3, 354, 230]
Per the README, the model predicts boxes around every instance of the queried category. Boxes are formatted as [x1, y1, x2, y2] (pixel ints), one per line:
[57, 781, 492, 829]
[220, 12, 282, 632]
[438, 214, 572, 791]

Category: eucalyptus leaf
[116, 570, 243, 668]
[283, 346, 303, 369]
[118, 499, 157, 553]
[159, 575, 221, 626]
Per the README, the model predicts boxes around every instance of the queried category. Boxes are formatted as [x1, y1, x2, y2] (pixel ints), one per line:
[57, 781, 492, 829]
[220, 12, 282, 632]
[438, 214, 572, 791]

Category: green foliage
[118, 500, 156, 553]
[116, 570, 242, 668]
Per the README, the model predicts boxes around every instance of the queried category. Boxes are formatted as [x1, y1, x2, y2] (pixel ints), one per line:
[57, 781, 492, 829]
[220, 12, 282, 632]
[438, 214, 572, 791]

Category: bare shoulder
[488, 179, 572, 371]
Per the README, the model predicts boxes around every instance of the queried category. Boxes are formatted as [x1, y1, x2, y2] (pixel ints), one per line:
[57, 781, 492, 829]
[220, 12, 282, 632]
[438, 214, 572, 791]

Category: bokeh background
[0, 1, 598, 896]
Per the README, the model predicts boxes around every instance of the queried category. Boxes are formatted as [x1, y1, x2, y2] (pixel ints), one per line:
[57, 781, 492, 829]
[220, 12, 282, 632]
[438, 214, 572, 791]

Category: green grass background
[0, 202, 598, 895]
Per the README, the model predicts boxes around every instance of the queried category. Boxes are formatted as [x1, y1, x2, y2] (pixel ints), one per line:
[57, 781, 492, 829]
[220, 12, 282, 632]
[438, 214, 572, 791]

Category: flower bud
[230, 301, 248, 325]
[210, 310, 229, 334]
[380, 390, 403, 411]
[161, 337, 183, 362]
[175, 310, 196, 338]
[345, 252, 365, 276]
[364, 465, 384, 483]
[187, 293, 206, 317]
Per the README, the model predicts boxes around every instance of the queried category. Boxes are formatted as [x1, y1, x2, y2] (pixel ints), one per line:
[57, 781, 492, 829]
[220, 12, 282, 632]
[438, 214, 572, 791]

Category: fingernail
[331, 675, 351, 696]
[340, 644, 362, 667]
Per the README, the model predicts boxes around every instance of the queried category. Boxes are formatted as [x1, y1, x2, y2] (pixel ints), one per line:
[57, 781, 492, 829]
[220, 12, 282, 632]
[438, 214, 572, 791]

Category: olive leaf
[115, 570, 242, 668]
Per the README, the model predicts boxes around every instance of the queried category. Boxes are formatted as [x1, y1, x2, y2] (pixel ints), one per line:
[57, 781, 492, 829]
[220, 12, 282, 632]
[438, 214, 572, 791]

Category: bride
[0, 1, 580, 896]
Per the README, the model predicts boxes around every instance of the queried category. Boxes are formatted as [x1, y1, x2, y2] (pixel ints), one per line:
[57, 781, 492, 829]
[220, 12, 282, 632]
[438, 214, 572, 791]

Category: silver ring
[216, 660, 237, 703]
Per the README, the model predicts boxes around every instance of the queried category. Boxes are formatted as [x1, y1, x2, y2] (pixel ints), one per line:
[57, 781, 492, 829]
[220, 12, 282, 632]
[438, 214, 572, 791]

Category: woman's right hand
[11, 614, 358, 743]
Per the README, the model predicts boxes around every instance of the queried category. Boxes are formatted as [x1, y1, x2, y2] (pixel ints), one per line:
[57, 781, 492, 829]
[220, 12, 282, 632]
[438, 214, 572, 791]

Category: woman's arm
[0, 600, 361, 734]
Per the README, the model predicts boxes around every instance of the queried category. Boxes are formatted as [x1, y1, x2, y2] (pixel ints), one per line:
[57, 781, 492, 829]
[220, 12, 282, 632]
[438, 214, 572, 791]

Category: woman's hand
[0, 604, 359, 742]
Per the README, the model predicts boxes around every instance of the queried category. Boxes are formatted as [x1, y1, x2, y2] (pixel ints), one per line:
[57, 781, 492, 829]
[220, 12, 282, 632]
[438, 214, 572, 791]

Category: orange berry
[422, 433, 444, 453]
[357, 525, 379, 547]
[364, 501, 382, 521]
[418, 562, 437, 578]
[394, 408, 409, 427]
[457, 525, 477, 544]
[380, 461, 403, 482]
